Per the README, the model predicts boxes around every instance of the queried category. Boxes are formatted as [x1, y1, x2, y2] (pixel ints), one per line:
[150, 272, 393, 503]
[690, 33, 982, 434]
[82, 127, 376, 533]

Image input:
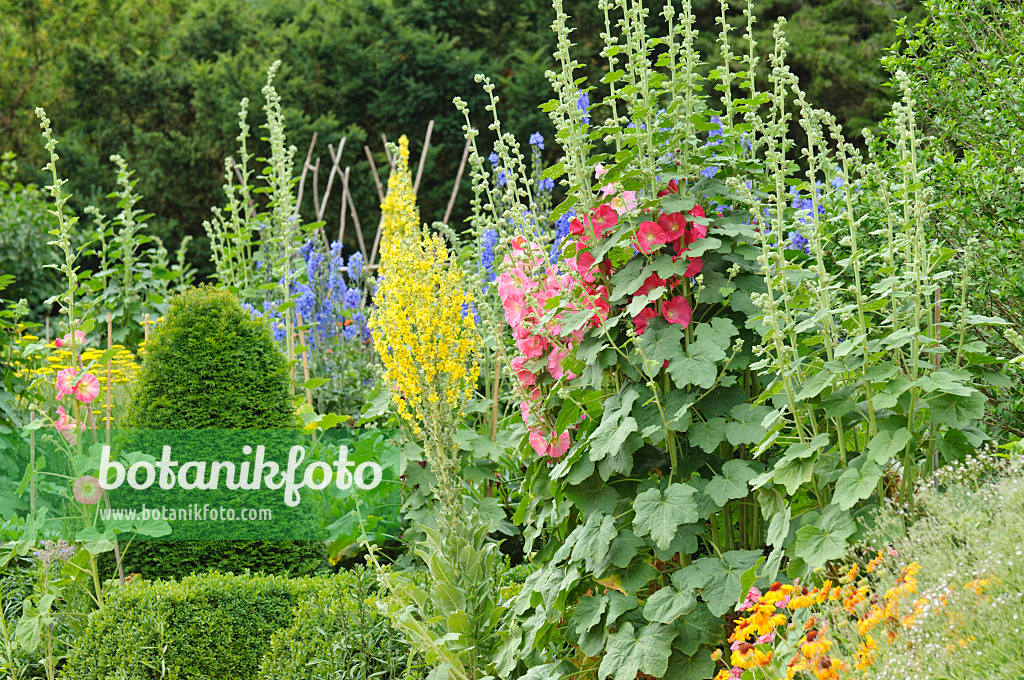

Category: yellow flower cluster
[369, 139, 479, 434]
[29, 344, 139, 388]
[378, 135, 419, 256]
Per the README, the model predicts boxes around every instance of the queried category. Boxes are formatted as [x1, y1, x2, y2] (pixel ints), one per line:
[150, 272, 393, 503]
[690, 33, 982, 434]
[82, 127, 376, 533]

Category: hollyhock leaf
[588, 388, 640, 462]
[620, 561, 661, 596]
[644, 585, 697, 623]
[637, 318, 684, 368]
[705, 459, 757, 505]
[661, 196, 697, 213]
[725, 404, 773, 446]
[633, 483, 699, 551]
[692, 550, 763, 616]
[766, 507, 791, 548]
[865, 427, 914, 465]
[652, 522, 700, 560]
[671, 602, 717, 655]
[569, 594, 608, 638]
[793, 505, 856, 569]
[609, 258, 647, 301]
[666, 652, 716, 680]
[571, 513, 619, 571]
[688, 417, 726, 453]
[599, 623, 677, 680]
[626, 287, 666, 317]
[833, 455, 884, 511]
[927, 390, 987, 428]
[681, 236, 721, 257]
[666, 335, 723, 389]
[603, 530, 646, 570]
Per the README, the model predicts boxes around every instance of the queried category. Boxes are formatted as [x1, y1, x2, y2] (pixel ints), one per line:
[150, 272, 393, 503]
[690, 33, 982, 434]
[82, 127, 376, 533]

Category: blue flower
[497, 170, 507, 188]
[832, 176, 845, 188]
[788, 231, 810, 254]
[700, 165, 719, 178]
[481, 228, 498, 282]
[529, 132, 545, 149]
[705, 115, 725, 147]
[549, 210, 575, 264]
[488, 152, 500, 167]
[347, 252, 364, 282]
[343, 287, 362, 310]
[538, 177, 555, 192]
[577, 91, 591, 124]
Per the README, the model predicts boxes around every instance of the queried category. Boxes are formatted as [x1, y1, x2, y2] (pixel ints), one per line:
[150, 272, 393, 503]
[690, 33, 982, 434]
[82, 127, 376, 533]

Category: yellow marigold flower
[788, 591, 815, 610]
[964, 578, 992, 595]
[841, 563, 859, 583]
[815, 580, 832, 604]
[857, 605, 884, 636]
[866, 549, 884, 573]
[800, 637, 832, 658]
[731, 644, 772, 669]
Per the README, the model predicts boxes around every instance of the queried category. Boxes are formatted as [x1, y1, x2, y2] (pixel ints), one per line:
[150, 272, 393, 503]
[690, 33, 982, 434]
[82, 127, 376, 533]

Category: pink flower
[510, 356, 537, 387]
[662, 296, 692, 327]
[73, 475, 103, 505]
[594, 164, 608, 179]
[502, 289, 528, 327]
[529, 429, 571, 458]
[516, 334, 547, 359]
[634, 307, 658, 335]
[547, 347, 569, 380]
[54, 330, 86, 349]
[634, 220, 667, 255]
[656, 179, 679, 197]
[580, 204, 619, 246]
[55, 368, 77, 400]
[55, 405, 79, 445]
[73, 372, 100, 404]
[738, 586, 761, 611]
[570, 252, 598, 283]
[611, 190, 638, 215]
[657, 212, 687, 241]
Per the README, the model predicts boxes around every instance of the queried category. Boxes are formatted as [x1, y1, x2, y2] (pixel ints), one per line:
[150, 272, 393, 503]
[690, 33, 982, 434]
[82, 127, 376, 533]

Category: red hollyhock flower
[634, 306, 658, 335]
[656, 179, 680, 197]
[662, 296, 692, 327]
[635, 273, 667, 297]
[657, 212, 687, 241]
[635, 220, 667, 255]
[586, 204, 619, 239]
[683, 257, 703, 278]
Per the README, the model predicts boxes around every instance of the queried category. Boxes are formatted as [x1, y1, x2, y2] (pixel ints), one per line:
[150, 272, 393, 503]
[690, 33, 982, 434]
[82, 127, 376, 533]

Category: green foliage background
[1, 0, 920, 280]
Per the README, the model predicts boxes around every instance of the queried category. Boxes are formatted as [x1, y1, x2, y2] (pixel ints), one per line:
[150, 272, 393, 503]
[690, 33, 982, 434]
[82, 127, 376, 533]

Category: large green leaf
[865, 427, 914, 465]
[667, 334, 725, 389]
[598, 623, 677, 680]
[793, 505, 856, 569]
[833, 455, 884, 510]
[689, 550, 763, 616]
[571, 513, 619, 572]
[928, 390, 987, 428]
[643, 585, 696, 623]
[705, 459, 757, 505]
[689, 417, 726, 453]
[724, 404, 773, 446]
[633, 483, 699, 550]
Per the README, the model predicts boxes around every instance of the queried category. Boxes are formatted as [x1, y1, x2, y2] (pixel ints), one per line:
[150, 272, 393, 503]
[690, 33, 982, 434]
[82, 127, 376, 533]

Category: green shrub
[119, 284, 324, 579]
[126, 284, 296, 430]
[257, 566, 418, 680]
[63, 572, 318, 680]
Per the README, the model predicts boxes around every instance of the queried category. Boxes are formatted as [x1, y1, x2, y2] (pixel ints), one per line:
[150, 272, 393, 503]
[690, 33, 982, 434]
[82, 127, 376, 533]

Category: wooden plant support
[443, 139, 472, 226]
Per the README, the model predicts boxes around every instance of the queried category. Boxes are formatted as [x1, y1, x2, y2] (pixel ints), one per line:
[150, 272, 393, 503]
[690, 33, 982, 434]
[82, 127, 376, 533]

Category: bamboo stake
[338, 167, 350, 244]
[295, 132, 318, 214]
[443, 139, 472, 225]
[44, 316, 50, 343]
[412, 119, 434, 195]
[381, 134, 395, 170]
[143, 314, 150, 344]
[364, 145, 385, 203]
[319, 138, 347, 220]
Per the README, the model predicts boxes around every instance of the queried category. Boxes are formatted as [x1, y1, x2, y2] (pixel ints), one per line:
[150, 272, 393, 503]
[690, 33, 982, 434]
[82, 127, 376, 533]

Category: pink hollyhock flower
[529, 429, 571, 458]
[635, 273, 667, 297]
[73, 475, 103, 505]
[589, 293, 610, 327]
[600, 182, 617, 198]
[580, 204, 619, 246]
[634, 220, 667, 255]
[547, 430, 571, 457]
[611, 190, 638, 215]
[657, 212, 687, 241]
[502, 290, 527, 327]
[516, 334, 547, 359]
[662, 296, 692, 327]
[55, 368, 77, 400]
[594, 163, 608, 179]
[570, 252, 598, 283]
[73, 372, 100, 404]
[510, 356, 537, 387]
[634, 306, 658, 335]
[54, 330, 86, 349]
[55, 405, 79, 445]
[756, 631, 776, 645]
[547, 347, 569, 380]
[689, 204, 705, 218]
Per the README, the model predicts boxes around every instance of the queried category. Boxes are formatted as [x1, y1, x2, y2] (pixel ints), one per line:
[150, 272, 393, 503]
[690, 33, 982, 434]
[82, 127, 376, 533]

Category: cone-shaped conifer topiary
[126, 285, 296, 429]
[117, 285, 323, 579]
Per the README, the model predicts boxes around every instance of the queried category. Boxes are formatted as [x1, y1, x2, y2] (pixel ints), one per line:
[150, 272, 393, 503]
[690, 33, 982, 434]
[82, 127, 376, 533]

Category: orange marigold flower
[732, 643, 773, 669]
[854, 635, 878, 670]
[866, 549, 884, 573]
[841, 563, 859, 583]
[815, 580, 833, 604]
